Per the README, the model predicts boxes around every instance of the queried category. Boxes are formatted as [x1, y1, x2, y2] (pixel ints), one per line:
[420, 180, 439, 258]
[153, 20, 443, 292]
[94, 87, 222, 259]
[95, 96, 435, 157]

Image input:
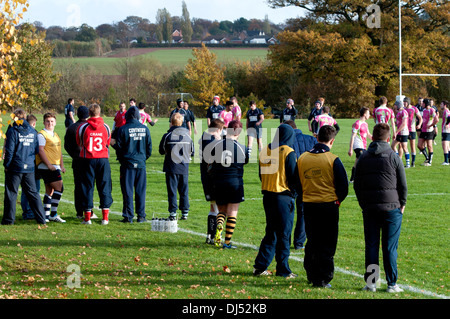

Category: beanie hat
[77, 105, 89, 120]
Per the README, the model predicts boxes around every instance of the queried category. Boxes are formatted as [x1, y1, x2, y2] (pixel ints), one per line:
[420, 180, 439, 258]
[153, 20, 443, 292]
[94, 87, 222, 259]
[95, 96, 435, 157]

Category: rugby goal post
[397, 0, 450, 102]
[157, 93, 194, 114]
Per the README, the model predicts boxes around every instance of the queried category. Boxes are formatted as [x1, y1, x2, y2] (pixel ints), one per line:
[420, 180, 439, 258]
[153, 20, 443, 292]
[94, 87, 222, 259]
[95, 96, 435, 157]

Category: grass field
[0, 114, 448, 304]
[52, 48, 269, 75]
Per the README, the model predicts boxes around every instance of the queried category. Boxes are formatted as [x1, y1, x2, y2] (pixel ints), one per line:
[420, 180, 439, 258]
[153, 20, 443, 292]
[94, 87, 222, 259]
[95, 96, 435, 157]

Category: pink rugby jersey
[395, 109, 409, 135]
[373, 106, 394, 125]
[405, 106, 420, 132]
[139, 110, 152, 126]
[232, 105, 242, 120]
[314, 114, 337, 133]
[352, 120, 369, 150]
[442, 109, 450, 133]
[219, 110, 234, 127]
[422, 108, 436, 133]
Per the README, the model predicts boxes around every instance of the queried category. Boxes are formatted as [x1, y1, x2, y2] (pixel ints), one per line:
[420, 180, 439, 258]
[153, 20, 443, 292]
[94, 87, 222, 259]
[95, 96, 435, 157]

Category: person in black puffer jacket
[354, 123, 407, 294]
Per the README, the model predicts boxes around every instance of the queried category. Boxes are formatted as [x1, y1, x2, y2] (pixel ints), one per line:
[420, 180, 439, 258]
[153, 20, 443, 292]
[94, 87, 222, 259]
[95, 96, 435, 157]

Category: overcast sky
[23, 0, 305, 28]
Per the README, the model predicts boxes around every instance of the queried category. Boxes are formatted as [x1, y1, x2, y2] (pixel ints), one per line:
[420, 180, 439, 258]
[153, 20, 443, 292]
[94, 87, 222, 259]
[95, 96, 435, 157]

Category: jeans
[363, 208, 403, 286]
[254, 193, 295, 277]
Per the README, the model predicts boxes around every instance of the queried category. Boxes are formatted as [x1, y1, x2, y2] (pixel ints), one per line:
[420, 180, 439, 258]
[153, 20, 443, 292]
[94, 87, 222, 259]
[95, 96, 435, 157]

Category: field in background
[52, 48, 269, 75]
[0, 114, 448, 301]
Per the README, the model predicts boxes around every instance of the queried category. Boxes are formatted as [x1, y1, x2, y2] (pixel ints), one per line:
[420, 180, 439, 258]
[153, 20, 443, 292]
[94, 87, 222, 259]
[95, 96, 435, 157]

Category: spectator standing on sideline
[280, 98, 297, 123]
[64, 98, 75, 129]
[206, 95, 224, 126]
[2, 109, 46, 225]
[20, 114, 40, 220]
[64, 105, 89, 219]
[284, 120, 317, 250]
[199, 119, 224, 244]
[348, 107, 372, 182]
[159, 113, 194, 221]
[114, 106, 152, 223]
[297, 125, 348, 288]
[36, 113, 66, 223]
[404, 97, 422, 167]
[253, 124, 298, 278]
[440, 100, 450, 165]
[354, 123, 407, 293]
[76, 104, 113, 225]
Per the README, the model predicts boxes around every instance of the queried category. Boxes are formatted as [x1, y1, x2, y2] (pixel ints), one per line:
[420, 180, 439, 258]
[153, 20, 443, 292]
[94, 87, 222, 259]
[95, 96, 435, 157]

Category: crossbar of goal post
[397, 1, 450, 102]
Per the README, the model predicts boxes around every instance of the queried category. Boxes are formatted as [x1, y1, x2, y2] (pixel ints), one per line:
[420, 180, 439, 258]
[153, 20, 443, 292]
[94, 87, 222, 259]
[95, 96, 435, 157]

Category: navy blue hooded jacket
[292, 129, 317, 159]
[3, 120, 39, 173]
[114, 106, 152, 169]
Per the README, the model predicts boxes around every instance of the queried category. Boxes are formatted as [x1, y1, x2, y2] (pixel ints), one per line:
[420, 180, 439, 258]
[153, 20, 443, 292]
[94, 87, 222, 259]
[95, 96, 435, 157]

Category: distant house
[267, 36, 279, 45]
[244, 31, 269, 44]
[201, 36, 228, 44]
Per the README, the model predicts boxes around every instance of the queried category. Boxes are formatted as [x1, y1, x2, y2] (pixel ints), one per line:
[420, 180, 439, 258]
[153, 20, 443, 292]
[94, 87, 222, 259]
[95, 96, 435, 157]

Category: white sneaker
[101, 220, 109, 225]
[441, 162, 449, 166]
[91, 213, 99, 219]
[49, 215, 66, 223]
[82, 220, 92, 225]
[362, 284, 376, 292]
[387, 284, 404, 293]
[421, 161, 431, 166]
[253, 268, 271, 276]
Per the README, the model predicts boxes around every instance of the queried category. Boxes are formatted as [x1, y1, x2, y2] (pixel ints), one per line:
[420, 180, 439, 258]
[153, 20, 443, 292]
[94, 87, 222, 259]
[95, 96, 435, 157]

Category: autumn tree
[12, 23, 59, 112]
[267, 0, 450, 116]
[182, 44, 233, 111]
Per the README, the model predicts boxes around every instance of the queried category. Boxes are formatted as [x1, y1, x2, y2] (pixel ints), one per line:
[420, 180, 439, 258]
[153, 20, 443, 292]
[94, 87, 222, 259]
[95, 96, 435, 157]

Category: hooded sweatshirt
[114, 106, 152, 169]
[76, 116, 111, 159]
[3, 120, 39, 173]
[260, 124, 298, 197]
[354, 140, 407, 212]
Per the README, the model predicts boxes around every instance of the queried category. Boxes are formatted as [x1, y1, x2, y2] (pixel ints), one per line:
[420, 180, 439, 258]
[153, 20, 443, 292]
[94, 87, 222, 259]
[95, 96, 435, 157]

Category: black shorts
[247, 126, 262, 139]
[419, 132, 435, 140]
[201, 169, 215, 201]
[442, 133, 450, 142]
[408, 132, 417, 140]
[395, 134, 409, 143]
[39, 169, 62, 184]
[354, 148, 365, 159]
[213, 178, 245, 205]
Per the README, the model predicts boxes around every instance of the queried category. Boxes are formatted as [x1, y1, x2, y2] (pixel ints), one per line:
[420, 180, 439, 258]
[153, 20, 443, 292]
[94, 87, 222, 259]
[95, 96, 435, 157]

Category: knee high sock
[84, 210, 92, 222]
[225, 216, 237, 245]
[43, 194, 52, 218]
[421, 148, 429, 161]
[405, 152, 410, 166]
[445, 153, 449, 163]
[429, 152, 434, 163]
[51, 190, 63, 217]
[216, 212, 226, 229]
[102, 208, 109, 221]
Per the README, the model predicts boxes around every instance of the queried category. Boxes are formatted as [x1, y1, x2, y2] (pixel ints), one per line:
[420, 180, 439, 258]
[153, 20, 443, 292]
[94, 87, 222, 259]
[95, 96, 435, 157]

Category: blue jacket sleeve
[285, 151, 299, 194]
[333, 157, 349, 203]
[3, 127, 16, 169]
[146, 128, 152, 159]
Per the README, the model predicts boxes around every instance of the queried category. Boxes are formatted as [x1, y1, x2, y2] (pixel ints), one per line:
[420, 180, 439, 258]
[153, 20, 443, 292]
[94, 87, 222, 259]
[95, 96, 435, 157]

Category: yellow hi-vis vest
[297, 151, 338, 203]
[260, 145, 295, 194]
[36, 129, 61, 166]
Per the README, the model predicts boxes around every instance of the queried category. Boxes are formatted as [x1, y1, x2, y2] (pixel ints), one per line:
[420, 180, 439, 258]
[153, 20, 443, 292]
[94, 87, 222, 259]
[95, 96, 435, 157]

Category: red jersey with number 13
[76, 117, 111, 159]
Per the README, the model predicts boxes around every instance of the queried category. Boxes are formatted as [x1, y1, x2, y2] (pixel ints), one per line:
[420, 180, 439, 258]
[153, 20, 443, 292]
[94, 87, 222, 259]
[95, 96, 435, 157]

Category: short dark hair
[43, 112, 56, 121]
[317, 125, 336, 143]
[360, 107, 370, 117]
[284, 119, 297, 129]
[68, 98, 74, 104]
[442, 100, 449, 107]
[138, 102, 146, 110]
[323, 106, 330, 113]
[129, 98, 136, 103]
[373, 123, 390, 141]
[423, 98, 430, 107]
[209, 118, 224, 130]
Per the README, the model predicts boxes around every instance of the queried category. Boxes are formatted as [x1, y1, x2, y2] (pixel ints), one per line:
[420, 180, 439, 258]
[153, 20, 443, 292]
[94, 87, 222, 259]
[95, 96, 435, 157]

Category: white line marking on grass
[1, 183, 448, 299]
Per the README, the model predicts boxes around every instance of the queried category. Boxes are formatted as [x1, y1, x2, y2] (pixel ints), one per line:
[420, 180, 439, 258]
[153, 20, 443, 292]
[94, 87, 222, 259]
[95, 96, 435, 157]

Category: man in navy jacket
[2, 109, 46, 225]
[159, 112, 194, 220]
[113, 106, 152, 223]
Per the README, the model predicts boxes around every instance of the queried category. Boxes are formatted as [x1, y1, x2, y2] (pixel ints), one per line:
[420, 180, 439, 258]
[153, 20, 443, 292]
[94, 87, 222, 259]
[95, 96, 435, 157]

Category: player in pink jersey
[391, 101, 411, 167]
[230, 96, 242, 121]
[219, 100, 234, 129]
[314, 106, 340, 137]
[348, 107, 372, 182]
[418, 98, 439, 166]
[404, 97, 422, 167]
[440, 100, 450, 165]
[373, 96, 396, 132]
[138, 102, 158, 127]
